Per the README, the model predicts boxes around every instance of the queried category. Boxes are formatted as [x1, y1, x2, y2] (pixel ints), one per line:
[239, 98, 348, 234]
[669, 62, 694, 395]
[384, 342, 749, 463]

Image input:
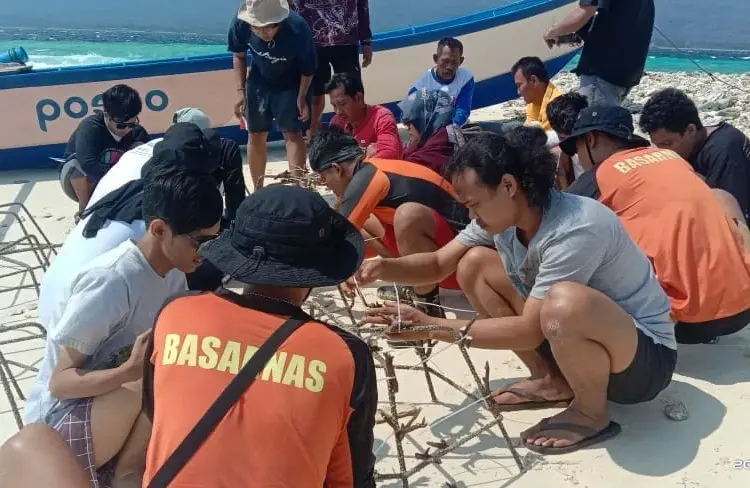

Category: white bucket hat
[172, 107, 212, 130]
[238, 0, 290, 27]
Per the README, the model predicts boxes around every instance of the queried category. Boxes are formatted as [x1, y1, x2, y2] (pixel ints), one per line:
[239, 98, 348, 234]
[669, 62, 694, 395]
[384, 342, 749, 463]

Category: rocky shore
[473, 70, 750, 135]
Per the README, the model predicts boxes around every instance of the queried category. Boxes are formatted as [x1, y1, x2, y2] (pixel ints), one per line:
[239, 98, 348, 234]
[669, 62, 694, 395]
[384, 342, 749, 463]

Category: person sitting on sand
[24, 167, 223, 488]
[512, 56, 561, 133]
[546, 92, 589, 188]
[60, 83, 149, 218]
[409, 37, 474, 127]
[309, 126, 471, 318]
[562, 105, 750, 344]
[357, 127, 677, 455]
[400, 89, 459, 174]
[639, 87, 750, 221]
[38, 124, 223, 331]
[328, 72, 402, 159]
[142, 185, 377, 487]
[228, 0, 316, 189]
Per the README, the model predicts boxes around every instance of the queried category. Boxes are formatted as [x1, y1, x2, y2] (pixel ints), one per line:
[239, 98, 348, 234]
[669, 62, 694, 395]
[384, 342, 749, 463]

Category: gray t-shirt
[25, 240, 186, 426]
[457, 190, 676, 349]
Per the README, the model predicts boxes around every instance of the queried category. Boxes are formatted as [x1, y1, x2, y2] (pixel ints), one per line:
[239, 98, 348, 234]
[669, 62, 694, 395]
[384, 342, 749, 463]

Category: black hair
[437, 37, 463, 55]
[510, 56, 550, 84]
[102, 84, 142, 120]
[325, 72, 364, 97]
[639, 88, 703, 134]
[142, 169, 223, 235]
[308, 125, 364, 172]
[546, 92, 589, 134]
[444, 126, 557, 209]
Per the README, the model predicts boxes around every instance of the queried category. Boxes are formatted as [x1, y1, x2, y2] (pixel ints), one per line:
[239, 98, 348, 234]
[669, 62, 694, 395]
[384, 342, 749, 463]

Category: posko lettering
[161, 333, 328, 393]
[35, 89, 169, 132]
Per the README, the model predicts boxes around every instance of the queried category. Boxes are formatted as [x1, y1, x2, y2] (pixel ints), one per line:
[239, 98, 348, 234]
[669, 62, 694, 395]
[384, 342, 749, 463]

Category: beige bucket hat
[238, 0, 290, 27]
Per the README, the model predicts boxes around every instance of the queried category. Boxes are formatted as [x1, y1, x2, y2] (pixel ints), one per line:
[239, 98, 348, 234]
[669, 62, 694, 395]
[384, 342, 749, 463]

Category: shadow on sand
[674, 328, 750, 385]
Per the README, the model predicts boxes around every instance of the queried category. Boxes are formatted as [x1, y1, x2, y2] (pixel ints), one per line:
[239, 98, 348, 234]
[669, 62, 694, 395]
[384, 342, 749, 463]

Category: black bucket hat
[559, 105, 651, 156]
[200, 184, 365, 288]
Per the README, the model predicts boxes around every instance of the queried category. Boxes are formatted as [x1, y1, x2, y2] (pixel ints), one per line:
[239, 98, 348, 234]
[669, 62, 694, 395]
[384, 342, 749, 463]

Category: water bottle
[0, 47, 29, 64]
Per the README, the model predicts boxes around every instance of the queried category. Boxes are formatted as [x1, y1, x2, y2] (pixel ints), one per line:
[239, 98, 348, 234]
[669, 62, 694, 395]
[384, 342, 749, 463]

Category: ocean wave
[28, 53, 130, 69]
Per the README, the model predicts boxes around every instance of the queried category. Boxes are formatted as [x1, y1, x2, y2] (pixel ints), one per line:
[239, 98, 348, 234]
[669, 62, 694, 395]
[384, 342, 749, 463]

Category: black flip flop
[492, 387, 573, 412]
[523, 418, 622, 455]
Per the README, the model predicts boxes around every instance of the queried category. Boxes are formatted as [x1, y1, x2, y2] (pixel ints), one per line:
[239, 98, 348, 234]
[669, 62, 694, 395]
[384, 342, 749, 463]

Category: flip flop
[523, 417, 622, 455]
[492, 387, 573, 411]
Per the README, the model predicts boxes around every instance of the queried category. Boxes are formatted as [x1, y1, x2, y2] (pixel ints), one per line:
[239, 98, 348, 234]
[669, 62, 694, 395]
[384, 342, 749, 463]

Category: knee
[282, 131, 304, 142]
[539, 281, 589, 340]
[393, 203, 432, 236]
[456, 246, 493, 289]
[1, 423, 59, 457]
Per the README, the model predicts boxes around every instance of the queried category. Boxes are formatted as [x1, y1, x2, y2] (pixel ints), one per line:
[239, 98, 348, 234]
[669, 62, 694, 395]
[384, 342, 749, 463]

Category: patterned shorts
[53, 398, 116, 488]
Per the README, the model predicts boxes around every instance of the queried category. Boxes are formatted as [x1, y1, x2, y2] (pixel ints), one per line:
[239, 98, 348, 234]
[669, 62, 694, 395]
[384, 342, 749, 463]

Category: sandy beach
[1, 69, 749, 487]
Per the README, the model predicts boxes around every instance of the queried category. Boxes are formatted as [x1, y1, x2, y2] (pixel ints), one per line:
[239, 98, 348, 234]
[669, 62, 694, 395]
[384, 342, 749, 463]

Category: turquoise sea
[2, 38, 750, 75]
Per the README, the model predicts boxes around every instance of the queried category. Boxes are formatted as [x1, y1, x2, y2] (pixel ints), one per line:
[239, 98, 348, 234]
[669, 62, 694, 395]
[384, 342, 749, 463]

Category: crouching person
[142, 185, 377, 486]
[24, 169, 223, 487]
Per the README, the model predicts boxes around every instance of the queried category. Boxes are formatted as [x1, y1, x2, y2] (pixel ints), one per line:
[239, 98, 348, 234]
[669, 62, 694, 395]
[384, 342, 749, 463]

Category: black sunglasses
[111, 116, 139, 130]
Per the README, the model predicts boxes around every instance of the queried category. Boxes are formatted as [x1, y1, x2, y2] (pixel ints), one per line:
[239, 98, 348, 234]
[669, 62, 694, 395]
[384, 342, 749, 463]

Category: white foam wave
[28, 53, 132, 69]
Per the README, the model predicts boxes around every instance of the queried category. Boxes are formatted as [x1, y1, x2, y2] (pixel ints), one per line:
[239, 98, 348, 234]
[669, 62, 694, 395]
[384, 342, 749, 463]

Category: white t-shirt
[37, 138, 184, 328]
[26, 240, 185, 426]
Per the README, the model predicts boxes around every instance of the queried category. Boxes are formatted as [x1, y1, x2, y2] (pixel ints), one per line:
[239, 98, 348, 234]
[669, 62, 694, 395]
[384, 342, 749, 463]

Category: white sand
[1, 71, 749, 487]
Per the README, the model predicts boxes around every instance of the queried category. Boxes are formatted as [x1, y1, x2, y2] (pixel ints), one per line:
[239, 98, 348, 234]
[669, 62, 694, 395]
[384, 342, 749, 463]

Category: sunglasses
[110, 116, 139, 130]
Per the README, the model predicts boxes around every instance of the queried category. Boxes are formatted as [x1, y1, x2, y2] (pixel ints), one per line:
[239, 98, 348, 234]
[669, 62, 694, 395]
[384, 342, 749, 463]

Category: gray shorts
[579, 75, 630, 106]
[59, 158, 87, 202]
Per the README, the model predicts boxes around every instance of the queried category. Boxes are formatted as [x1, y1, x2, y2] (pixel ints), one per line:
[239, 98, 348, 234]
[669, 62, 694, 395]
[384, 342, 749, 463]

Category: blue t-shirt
[227, 11, 317, 91]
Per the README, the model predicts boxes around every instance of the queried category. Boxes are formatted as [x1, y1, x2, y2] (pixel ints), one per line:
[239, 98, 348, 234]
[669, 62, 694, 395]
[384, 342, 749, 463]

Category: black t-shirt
[227, 11, 317, 91]
[64, 111, 150, 183]
[691, 122, 750, 220]
[573, 0, 655, 89]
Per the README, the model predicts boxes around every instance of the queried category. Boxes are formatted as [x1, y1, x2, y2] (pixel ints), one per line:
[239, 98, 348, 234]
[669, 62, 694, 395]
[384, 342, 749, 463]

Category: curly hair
[444, 126, 557, 209]
[546, 92, 588, 135]
[639, 88, 703, 134]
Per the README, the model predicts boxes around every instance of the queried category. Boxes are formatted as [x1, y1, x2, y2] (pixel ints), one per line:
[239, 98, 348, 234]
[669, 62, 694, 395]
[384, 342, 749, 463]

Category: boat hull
[0, 0, 578, 170]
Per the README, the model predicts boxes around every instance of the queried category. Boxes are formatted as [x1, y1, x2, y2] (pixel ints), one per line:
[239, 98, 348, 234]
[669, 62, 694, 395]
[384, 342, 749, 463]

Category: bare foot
[522, 404, 611, 449]
[492, 375, 573, 406]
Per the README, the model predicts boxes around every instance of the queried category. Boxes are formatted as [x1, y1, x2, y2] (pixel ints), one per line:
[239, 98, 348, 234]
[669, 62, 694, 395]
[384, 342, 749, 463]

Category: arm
[297, 18, 318, 100]
[232, 53, 248, 92]
[325, 339, 377, 488]
[373, 113, 403, 159]
[228, 17, 251, 116]
[545, 1, 599, 39]
[49, 346, 136, 400]
[453, 77, 474, 127]
[74, 122, 108, 182]
[375, 238, 472, 286]
[356, 0, 373, 45]
[700, 144, 750, 218]
[338, 165, 390, 229]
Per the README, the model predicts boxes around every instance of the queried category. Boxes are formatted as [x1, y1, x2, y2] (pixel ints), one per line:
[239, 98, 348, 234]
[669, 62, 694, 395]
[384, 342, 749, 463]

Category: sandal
[492, 387, 573, 411]
[523, 417, 622, 455]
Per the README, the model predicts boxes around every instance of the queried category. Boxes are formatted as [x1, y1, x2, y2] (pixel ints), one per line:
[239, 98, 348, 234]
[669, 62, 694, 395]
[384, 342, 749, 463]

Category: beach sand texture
[0, 70, 749, 487]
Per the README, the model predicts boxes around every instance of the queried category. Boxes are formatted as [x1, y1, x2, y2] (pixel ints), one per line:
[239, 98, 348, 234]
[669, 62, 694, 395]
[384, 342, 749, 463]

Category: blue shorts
[245, 79, 311, 134]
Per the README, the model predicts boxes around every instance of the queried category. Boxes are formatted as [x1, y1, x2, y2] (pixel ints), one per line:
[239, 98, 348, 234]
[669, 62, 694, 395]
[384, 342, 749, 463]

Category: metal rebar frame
[305, 288, 527, 487]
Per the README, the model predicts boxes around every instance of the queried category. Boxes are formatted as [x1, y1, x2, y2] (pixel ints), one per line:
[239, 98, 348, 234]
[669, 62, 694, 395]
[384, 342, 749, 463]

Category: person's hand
[354, 258, 383, 288]
[543, 28, 558, 49]
[234, 95, 246, 120]
[365, 143, 377, 157]
[122, 329, 152, 382]
[363, 301, 433, 341]
[362, 44, 373, 68]
[298, 97, 310, 122]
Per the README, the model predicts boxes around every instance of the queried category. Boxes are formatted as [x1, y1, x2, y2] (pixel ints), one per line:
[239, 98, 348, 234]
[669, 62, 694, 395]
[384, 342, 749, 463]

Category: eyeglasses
[110, 116, 139, 130]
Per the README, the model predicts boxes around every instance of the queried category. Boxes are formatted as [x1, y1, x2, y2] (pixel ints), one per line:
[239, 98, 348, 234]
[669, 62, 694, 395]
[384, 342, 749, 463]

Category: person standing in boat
[290, 0, 373, 141]
[60, 84, 149, 220]
[229, 0, 317, 189]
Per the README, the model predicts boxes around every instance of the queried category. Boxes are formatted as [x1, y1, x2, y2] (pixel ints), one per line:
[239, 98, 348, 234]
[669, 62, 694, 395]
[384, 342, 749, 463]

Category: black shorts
[312, 44, 361, 96]
[536, 328, 677, 405]
[675, 307, 750, 344]
[245, 79, 311, 134]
